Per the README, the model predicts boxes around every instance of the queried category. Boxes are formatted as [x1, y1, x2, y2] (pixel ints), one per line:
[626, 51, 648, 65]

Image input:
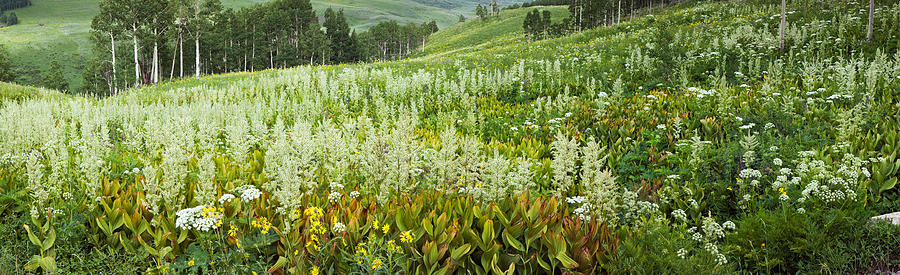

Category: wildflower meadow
[1, 0, 900, 274]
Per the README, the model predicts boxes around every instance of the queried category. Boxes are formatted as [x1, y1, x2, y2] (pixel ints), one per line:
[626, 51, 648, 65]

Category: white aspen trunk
[109, 32, 118, 95]
[179, 30, 184, 78]
[152, 27, 158, 84]
[224, 45, 228, 72]
[153, 40, 158, 84]
[151, 24, 158, 84]
[578, 0, 583, 30]
[195, 35, 200, 79]
[779, 0, 786, 50]
[251, 26, 256, 71]
[132, 24, 141, 88]
[867, 0, 874, 41]
[617, 0, 621, 24]
[170, 34, 177, 80]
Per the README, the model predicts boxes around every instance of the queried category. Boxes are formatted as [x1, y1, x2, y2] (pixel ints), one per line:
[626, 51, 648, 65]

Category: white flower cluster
[620, 190, 659, 223]
[330, 182, 344, 190]
[328, 192, 341, 204]
[677, 248, 688, 259]
[332, 222, 346, 234]
[795, 153, 867, 204]
[705, 242, 728, 266]
[739, 168, 762, 180]
[196, 153, 218, 204]
[218, 193, 235, 204]
[702, 217, 726, 240]
[263, 119, 317, 214]
[238, 185, 262, 201]
[175, 205, 223, 232]
[671, 209, 687, 222]
[687, 87, 716, 98]
[722, 221, 736, 230]
[507, 158, 536, 194]
[25, 151, 50, 211]
[684, 217, 735, 266]
[572, 203, 593, 221]
[566, 196, 586, 204]
[550, 131, 578, 198]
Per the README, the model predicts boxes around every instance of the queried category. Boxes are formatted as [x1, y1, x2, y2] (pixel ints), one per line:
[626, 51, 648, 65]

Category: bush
[729, 204, 900, 273]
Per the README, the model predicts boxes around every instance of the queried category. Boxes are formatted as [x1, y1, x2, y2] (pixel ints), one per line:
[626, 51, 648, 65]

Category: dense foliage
[523, 8, 570, 40]
[0, 11, 17, 26]
[0, 44, 13, 82]
[0, 0, 29, 11]
[41, 61, 68, 92]
[2, 0, 900, 274]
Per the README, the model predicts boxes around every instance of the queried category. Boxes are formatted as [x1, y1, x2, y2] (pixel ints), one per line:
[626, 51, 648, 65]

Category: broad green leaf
[502, 230, 525, 252]
[880, 178, 897, 193]
[555, 253, 579, 269]
[42, 228, 55, 250]
[23, 224, 42, 250]
[450, 244, 472, 260]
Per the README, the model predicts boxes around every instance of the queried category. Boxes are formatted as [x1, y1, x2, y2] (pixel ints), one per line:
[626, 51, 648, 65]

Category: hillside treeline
[0, 0, 29, 11]
[80, 0, 438, 96]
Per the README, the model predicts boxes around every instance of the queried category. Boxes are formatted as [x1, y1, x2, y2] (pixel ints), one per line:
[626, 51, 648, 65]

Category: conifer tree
[476, 5, 487, 21]
[324, 8, 356, 63]
[42, 61, 68, 92]
[0, 44, 13, 82]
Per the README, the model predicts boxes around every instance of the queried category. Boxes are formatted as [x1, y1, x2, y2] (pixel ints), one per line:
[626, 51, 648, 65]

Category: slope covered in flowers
[2, 0, 900, 273]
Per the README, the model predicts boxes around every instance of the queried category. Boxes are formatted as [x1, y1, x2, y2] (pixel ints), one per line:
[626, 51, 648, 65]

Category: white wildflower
[333, 222, 346, 234]
[218, 193, 236, 204]
[240, 186, 262, 201]
[672, 209, 687, 222]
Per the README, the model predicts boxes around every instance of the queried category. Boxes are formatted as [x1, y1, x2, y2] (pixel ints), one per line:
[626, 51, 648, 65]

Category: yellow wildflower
[382, 224, 389, 234]
[388, 240, 400, 252]
[310, 266, 319, 275]
[187, 260, 194, 266]
[372, 258, 383, 270]
[400, 231, 414, 244]
[228, 224, 238, 237]
[251, 217, 272, 234]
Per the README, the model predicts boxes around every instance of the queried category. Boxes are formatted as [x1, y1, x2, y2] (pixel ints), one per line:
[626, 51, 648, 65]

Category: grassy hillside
[2, 1, 900, 273]
[0, 0, 527, 91]
[0, 0, 99, 90]
[423, 5, 570, 57]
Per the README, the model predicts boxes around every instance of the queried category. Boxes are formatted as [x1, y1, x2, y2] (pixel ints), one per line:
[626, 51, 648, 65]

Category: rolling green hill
[0, 0, 527, 90]
[422, 5, 569, 57]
